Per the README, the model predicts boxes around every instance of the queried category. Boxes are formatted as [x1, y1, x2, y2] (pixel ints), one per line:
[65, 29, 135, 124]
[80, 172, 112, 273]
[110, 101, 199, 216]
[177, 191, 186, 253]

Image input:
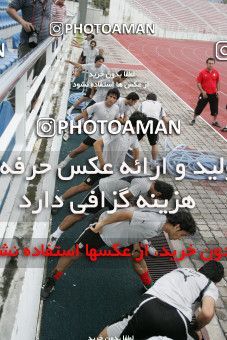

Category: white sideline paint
[9, 48, 80, 340]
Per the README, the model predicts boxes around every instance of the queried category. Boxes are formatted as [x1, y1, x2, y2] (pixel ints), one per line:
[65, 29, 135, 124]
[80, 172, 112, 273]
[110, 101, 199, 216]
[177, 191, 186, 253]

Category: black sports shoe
[41, 277, 56, 300]
[212, 121, 221, 128]
[189, 119, 195, 126]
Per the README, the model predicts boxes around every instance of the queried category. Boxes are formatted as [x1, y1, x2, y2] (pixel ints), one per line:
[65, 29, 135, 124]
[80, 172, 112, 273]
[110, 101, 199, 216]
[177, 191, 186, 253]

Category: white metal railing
[0, 17, 74, 240]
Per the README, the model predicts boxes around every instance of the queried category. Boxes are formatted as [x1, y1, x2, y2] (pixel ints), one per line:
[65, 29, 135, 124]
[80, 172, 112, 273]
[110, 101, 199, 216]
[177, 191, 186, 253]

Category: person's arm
[65, 60, 83, 68]
[197, 82, 207, 98]
[7, 7, 35, 32]
[132, 147, 140, 169]
[91, 210, 134, 233]
[195, 296, 215, 330]
[93, 138, 105, 170]
[117, 114, 129, 125]
[216, 79, 220, 94]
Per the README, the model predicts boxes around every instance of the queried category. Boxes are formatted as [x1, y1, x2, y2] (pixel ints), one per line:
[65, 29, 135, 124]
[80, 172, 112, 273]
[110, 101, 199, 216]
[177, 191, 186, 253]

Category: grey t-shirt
[99, 174, 152, 206]
[100, 208, 165, 247]
[9, 0, 52, 44]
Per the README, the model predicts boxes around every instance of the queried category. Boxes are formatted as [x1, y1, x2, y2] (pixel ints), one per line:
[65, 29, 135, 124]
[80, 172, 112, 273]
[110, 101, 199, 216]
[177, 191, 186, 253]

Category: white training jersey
[86, 101, 120, 140]
[92, 79, 115, 103]
[100, 208, 166, 247]
[83, 63, 109, 84]
[99, 174, 152, 206]
[85, 47, 99, 64]
[139, 100, 166, 120]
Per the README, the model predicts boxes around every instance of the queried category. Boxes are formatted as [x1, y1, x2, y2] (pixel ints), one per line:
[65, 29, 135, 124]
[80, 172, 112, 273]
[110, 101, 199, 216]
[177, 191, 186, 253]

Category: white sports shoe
[47, 234, 59, 250]
[63, 130, 69, 141]
[141, 239, 158, 256]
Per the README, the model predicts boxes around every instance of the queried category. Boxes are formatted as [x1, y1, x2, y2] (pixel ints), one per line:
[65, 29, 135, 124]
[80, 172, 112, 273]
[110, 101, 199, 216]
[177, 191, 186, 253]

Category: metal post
[77, 0, 88, 25]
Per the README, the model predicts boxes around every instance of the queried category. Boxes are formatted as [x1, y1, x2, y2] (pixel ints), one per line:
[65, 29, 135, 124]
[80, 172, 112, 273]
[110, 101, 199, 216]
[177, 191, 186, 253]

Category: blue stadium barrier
[0, 10, 21, 29]
[0, 38, 18, 74]
[12, 32, 20, 49]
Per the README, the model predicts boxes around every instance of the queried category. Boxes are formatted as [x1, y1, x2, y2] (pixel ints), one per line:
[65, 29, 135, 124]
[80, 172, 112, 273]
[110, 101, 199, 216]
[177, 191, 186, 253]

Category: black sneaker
[41, 277, 56, 300]
[189, 119, 195, 126]
[212, 121, 221, 128]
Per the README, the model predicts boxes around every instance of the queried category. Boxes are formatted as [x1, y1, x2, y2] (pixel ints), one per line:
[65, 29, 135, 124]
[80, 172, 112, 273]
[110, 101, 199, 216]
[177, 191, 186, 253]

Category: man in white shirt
[98, 260, 224, 340]
[91, 70, 127, 104]
[138, 93, 169, 167]
[41, 208, 196, 299]
[66, 55, 110, 109]
[76, 33, 95, 64]
[49, 174, 174, 251]
[49, 112, 147, 247]
[85, 40, 99, 64]
[58, 88, 120, 169]
[66, 70, 127, 115]
[117, 92, 140, 124]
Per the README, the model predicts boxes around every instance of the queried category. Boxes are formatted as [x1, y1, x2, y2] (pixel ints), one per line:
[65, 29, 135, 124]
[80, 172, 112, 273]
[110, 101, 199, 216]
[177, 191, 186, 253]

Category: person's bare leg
[97, 327, 108, 339]
[151, 144, 158, 160]
[131, 246, 152, 288]
[53, 248, 83, 273]
[69, 143, 89, 158]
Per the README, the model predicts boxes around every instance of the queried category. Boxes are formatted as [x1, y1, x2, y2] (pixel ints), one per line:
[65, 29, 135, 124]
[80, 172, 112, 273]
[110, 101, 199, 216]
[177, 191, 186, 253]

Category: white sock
[52, 227, 64, 238]
[65, 155, 72, 162]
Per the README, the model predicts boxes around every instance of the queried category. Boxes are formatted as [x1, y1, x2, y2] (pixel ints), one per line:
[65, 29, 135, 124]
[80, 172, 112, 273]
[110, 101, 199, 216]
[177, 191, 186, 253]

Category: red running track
[114, 35, 227, 139]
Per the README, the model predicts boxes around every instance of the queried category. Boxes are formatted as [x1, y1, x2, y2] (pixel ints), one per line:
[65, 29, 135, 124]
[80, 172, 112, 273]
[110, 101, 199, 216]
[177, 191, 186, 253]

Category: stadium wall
[109, 0, 226, 41]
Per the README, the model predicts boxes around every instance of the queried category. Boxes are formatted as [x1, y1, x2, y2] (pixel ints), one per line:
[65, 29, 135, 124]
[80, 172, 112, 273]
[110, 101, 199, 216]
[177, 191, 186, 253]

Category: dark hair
[117, 70, 127, 79]
[95, 55, 104, 63]
[129, 111, 147, 127]
[126, 92, 140, 101]
[206, 57, 215, 64]
[154, 181, 174, 200]
[87, 33, 95, 39]
[166, 208, 196, 235]
[90, 40, 97, 47]
[106, 88, 120, 100]
[199, 260, 224, 283]
[146, 93, 157, 101]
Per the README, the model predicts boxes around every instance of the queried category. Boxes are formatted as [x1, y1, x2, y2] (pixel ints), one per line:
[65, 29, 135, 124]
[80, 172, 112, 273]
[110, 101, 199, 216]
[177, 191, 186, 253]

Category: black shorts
[82, 136, 96, 146]
[75, 227, 105, 253]
[85, 87, 92, 98]
[75, 228, 135, 255]
[137, 117, 159, 146]
[194, 93, 218, 116]
[81, 185, 113, 214]
[107, 295, 190, 340]
[84, 173, 111, 187]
